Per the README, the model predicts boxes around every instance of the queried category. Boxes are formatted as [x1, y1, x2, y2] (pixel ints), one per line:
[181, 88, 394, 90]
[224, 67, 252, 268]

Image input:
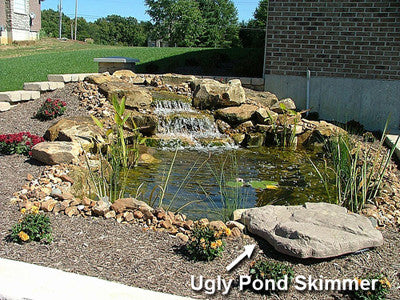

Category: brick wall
[29, 0, 41, 32]
[265, 0, 400, 81]
[0, 1, 5, 27]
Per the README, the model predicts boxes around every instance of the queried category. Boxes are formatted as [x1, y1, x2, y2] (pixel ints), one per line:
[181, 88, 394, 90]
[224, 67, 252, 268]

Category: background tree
[239, 0, 268, 48]
[196, 0, 240, 47]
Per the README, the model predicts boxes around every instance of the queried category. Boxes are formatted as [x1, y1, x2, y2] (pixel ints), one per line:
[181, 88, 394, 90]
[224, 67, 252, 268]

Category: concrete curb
[0, 258, 191, 300]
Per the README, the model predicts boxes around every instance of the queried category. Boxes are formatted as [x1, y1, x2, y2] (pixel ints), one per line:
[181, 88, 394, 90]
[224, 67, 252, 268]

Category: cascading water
[152, 99, 233, 148]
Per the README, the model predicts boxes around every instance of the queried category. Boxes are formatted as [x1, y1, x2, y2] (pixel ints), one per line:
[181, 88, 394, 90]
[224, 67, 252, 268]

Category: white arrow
[226, 244, 256, 272]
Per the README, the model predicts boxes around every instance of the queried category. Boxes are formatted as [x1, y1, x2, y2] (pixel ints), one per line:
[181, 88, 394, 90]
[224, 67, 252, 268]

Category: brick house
[0, 0, 43, 44]
[264, 0, 400, 132]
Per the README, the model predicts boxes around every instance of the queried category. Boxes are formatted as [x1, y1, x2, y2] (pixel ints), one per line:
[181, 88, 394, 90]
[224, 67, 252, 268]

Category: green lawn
[0, 39, 263, 92]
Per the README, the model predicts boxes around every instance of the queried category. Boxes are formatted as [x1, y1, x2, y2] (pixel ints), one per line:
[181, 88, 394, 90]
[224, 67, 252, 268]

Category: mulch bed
[0, 83, 399, 299]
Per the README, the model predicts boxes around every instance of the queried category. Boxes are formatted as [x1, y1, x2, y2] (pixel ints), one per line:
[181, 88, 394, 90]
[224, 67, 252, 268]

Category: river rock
[270, 98, 296, 113]
[112, 70, 136, 78]
[45, 117, 105, 151]
[253, 107, 278, 125]
[98, 81, 153, 109]
[241, 203, 384, 259]
[138, 153, 161, 164]
[32, 142, 81, 165]
[245, 88, 279, 107]
[161, 73, 196, 86]
[126, 110, 158, 135]
[92, 200, 110, 216]
[214, 104, 258, 126]
[192, 79, 246, 109]
[86, 73, 113, 85]
[110, 198, 153, 214]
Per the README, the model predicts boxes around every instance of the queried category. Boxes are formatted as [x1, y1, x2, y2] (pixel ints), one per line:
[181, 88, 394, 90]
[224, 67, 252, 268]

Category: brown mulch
[0, 84, 399, 299]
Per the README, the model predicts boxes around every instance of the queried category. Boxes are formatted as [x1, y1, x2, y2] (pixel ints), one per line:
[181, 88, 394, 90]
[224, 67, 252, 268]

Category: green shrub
[352, 273, 391, 300]
[11, 206, 53, 244]
[249, 259, 294, 293]
[186, 224, 230, 261]
[35, 98, 66, 120]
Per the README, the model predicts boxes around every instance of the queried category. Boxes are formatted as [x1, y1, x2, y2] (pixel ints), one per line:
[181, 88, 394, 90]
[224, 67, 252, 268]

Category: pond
[125, 147, 336, 220]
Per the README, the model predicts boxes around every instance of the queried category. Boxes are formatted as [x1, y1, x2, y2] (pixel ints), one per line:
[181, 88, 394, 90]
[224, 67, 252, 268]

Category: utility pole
[74, 0, 78, 40]
[58, 0, 62, 39]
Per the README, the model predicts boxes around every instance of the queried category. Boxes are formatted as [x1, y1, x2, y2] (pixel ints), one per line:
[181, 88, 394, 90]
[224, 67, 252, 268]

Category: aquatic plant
[86, 96, 145, 204]
[311, 120, 399, 212]
[201, 152, 249, 222]
[265, 103, 300, 148]
[139, 148, 207, 212]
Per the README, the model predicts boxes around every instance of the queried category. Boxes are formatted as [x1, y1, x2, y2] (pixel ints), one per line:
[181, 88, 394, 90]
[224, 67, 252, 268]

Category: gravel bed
[0, 84, 399, 299]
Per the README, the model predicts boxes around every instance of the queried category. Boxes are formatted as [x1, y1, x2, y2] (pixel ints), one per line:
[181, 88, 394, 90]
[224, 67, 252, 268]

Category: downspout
[306, 69, 311, 116]
[262, 1, 270, 91]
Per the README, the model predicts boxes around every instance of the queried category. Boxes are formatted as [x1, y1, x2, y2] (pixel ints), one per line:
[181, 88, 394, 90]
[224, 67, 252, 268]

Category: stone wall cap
[94, 57, 140, 63]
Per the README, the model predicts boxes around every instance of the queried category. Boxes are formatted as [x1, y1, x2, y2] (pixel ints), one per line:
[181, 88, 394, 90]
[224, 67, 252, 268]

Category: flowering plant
[0, 132, 44, 156]
[186, 224, 231, 261]
[35, 98, 66, 120]
[352, 273, 391, 300]
[10, 206, 52, 244]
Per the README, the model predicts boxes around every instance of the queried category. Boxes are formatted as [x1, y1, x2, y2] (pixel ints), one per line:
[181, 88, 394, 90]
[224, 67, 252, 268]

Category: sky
[41, 0, 260, 23]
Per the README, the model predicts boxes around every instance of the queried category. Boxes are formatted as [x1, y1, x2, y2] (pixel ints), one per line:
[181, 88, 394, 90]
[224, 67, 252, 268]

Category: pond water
[125, 147, 336, 220]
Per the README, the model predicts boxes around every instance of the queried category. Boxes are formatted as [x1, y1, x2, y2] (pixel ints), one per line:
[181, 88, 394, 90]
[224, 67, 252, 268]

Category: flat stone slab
[24, 81, 65, 91]
[0, 258, 190, 300]
[94, 56, 140, 63]
[0, 102, 11, 112]
[0, 90, 40, 103]
[241, 202, 383, 259]
[385, 134, 400, 161]
[48, 73, 100, 83]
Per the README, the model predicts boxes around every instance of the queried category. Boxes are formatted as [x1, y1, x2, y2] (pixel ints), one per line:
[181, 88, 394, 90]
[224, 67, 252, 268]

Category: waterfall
[152, 99, 233, 148]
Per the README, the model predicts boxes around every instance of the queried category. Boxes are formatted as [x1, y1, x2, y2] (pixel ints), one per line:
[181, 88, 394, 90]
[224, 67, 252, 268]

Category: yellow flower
[379, 277, 391, 288]
[31, 206, 39, 214]
[216, 239, 222, 247]
[200, 238, 205, 243]
[20, 208, 26, 214]
[225, 228, 232, 236]
[214, 231, 220, 238]
[18, 231, 29, 242]
[260, 272, 265, 278]
[210, 242, 217, 249]
[201, 243, 206, 249]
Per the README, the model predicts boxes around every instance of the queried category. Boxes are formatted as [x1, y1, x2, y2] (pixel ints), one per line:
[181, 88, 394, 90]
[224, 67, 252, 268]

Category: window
[14, 0, 27, 14]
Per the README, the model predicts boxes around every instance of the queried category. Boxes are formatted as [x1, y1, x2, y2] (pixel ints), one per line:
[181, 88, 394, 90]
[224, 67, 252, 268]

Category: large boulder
[125, 110, 158, 135]
[241, 202, 383, 259]
[192, 79, 246, 109]
[31, 142, 81, 165]
[245, 88, 279, 107]
[161, 73, 196, 86]
[98, 82, 152, 109]
[44, 116, 105, 151]
[214, 104, 258, 126]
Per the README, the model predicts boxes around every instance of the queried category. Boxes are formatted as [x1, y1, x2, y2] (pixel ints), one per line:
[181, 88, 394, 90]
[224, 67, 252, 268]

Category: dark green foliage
[41, 9, 149, 46]
[145, 0, 240, 47]
[249, 259, 294, 293]
[11, 209, 53, 244]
